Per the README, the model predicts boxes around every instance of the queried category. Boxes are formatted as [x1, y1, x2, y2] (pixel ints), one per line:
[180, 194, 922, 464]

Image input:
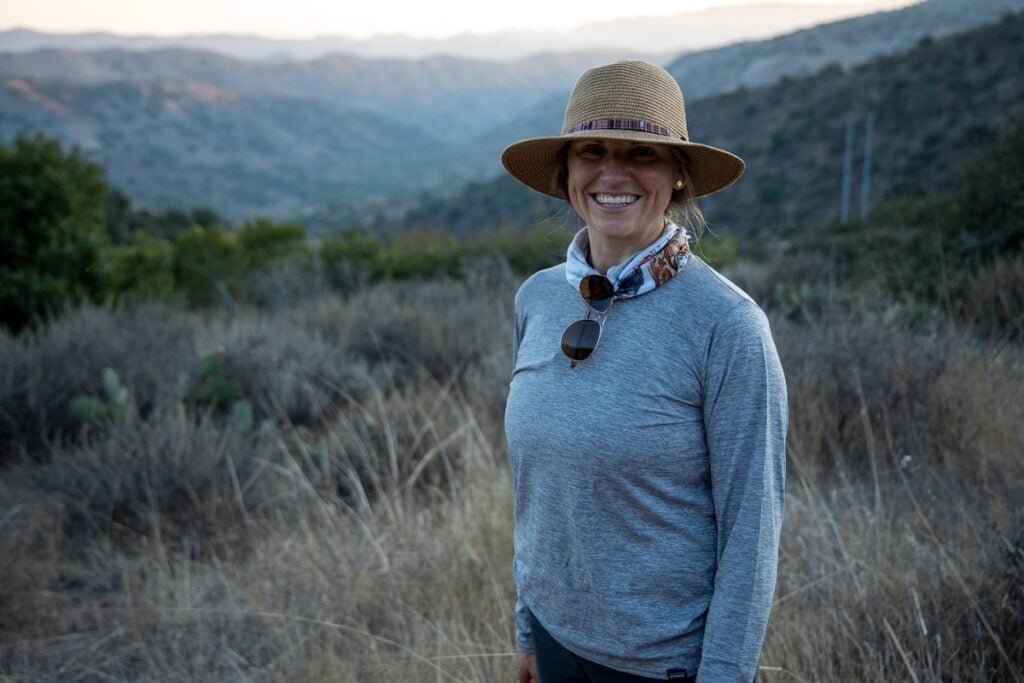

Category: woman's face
[566, 138, 679, 247]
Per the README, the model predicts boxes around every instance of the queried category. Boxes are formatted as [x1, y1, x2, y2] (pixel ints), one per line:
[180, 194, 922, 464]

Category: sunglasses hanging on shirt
[561, 274, 616, 367]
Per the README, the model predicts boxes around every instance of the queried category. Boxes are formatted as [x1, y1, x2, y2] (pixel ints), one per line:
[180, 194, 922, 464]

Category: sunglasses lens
[580, 275, 614, 313]
[561, 319, 602, 360]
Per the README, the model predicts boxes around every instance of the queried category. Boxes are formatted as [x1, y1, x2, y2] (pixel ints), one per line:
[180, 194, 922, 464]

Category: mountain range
[0, 50, 629, 217]
[1, 0, 1021, 228]
[0, 2, 913, 62]
[666, 0, 1024, 99]
[386, 10, 1024, 237]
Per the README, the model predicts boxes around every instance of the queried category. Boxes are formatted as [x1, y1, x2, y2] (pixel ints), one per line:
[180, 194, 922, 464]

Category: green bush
[376, 230, 463, 280]
[464, 224, 571, 276]
[106, 191, 228, 244]
[320, 229, 384, 290]
[0, 135, 110, 332]
[100, 234, 176, 302]
[235, 219, 316, 307]
[694, 234, 738, 270]
[173, 225, 240, 308]
[237, 219, 307, 270]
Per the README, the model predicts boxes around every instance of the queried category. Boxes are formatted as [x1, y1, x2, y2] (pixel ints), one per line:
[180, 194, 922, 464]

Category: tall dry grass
[1, 275, 1021, 681]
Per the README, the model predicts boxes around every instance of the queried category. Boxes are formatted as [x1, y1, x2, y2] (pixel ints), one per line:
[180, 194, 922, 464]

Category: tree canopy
[0, 134, 110, 331]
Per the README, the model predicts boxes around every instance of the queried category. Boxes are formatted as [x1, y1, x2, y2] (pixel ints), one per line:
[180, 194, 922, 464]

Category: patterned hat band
[567, 118, 685, 140]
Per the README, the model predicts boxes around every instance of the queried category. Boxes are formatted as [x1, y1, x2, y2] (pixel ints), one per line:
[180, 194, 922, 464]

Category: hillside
[0, 49, 626, 143]
[665, 0, 1024, 100]
[469, 0, 1024, 182]
[0, 78, 463, 218]
[389, 12, 1024, 237]
[1, 0, 1019, 222]
[0, 2, 912, 61]
[0, 50, 623, 218]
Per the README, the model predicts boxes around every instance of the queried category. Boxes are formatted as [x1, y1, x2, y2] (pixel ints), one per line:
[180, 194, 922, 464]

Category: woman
[501, 61, 788, 682]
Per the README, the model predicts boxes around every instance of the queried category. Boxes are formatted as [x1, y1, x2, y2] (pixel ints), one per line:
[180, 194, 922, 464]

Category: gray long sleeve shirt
[504, 255, 787, 681]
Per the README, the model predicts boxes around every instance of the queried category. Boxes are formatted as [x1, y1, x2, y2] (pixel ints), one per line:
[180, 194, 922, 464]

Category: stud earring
[674, 179, 685, 190]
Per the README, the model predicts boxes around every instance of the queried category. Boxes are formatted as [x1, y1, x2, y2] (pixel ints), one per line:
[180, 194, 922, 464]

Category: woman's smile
[592, 193, 640, 206]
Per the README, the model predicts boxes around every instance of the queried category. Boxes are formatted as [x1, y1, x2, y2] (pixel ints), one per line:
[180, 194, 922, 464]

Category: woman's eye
[578, 145, 605, 157]
[632, 146, 656, 158]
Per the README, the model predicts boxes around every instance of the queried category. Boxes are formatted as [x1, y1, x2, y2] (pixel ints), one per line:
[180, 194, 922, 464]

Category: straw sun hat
[501, 60, 744, 200]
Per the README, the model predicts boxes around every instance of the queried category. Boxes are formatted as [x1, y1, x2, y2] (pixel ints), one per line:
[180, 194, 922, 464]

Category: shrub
[464, 224, 571, 276]
[173, 225, 241, 308]
[0, 304, 196, 463]
[236, 219, 307, 271]
[0, 135, 110, 332]
[100, 233, 176, 302]
[19, 407, 281, 539]
[694, 234, 738, 270]
[960, 254, 1024, 340]
[956, 115, 1024, 265]
[375, 230, 463, 280]
[1, 280, 1023, 681]
[320, 229, 383, 291]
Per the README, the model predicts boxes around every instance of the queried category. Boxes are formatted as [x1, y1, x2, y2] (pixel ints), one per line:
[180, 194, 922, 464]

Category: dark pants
[529, 611, 696, 683]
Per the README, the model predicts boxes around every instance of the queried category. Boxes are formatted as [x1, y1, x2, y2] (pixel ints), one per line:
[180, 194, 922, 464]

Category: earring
[674, 179, 685, 190]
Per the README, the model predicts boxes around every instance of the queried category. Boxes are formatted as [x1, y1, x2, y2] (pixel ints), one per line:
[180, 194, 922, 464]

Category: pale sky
[0, 0, 917, 39]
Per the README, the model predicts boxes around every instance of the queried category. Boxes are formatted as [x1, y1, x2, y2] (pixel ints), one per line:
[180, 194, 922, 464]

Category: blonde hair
[667, 147, 707, 240]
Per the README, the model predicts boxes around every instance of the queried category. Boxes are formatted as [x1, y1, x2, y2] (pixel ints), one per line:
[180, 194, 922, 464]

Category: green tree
[0, 134, 110, 331]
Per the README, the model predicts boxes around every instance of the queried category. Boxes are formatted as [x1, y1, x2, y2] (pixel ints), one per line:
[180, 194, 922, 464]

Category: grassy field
[1, 271, 1022, 681]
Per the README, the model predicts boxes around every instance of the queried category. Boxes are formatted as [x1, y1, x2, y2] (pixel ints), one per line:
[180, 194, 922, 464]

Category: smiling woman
[500, 60, 787, 683]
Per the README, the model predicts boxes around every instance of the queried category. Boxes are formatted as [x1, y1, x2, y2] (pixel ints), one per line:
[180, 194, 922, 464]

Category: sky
[0, 0, 917, 39]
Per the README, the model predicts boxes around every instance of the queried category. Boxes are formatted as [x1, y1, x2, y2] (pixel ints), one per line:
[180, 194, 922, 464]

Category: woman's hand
[516, 652, 539, 683]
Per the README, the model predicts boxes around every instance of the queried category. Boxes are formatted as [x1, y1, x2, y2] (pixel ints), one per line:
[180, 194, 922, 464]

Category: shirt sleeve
[697, 301, 788, 682]
[514, 585, 534, 653]
[510, 290, 535, 653]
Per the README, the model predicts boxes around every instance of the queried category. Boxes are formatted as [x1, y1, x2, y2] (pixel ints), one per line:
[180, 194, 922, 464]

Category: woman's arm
[510, 291, 536, 658]
[697, 301, 788, 682]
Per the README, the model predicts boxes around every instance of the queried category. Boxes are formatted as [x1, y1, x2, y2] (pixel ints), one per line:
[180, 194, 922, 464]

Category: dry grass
[1, 277, 1022, 681]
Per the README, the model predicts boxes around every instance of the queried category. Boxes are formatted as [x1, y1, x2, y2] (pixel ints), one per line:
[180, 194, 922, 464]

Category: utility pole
[860, 113, 875, 221]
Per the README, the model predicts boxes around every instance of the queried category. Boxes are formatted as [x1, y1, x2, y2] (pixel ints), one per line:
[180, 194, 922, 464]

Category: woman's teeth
[594, 194, 639, 206]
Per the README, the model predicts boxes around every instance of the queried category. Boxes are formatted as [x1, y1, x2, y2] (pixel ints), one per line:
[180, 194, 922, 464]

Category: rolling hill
[1, 0, 1020, 223]
[0, 50, 625, 217]
[386, 11, 1024, 237]
[0, 2, 915, 61]
[665, 0, 1024, 100]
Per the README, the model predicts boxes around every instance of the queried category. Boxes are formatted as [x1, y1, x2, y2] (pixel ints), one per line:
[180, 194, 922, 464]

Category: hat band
[567, 118, 683, 140]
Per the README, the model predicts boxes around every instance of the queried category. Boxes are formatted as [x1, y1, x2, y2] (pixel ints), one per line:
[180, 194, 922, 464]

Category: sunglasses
[561, 274, 616, 367]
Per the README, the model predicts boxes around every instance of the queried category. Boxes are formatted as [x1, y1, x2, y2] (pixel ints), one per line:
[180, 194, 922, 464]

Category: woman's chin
[586, 217, 663, 246]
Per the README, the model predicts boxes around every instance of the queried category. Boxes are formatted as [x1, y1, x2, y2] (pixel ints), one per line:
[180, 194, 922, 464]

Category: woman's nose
[599, 152, 629, 178]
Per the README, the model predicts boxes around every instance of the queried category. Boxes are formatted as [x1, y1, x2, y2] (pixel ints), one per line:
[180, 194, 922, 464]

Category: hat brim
[501, 129, 745, 201]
